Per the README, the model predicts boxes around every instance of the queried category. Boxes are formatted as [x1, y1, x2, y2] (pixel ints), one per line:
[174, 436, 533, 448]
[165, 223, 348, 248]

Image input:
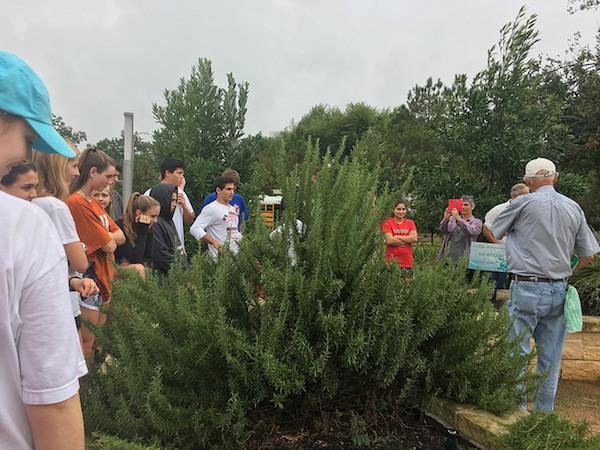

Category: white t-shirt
[33, 196, 80, 246]
[484, 200, 510, 244]
[33, 196, 83, 317]
[270, 219, 305, 266]
[190, 200, 241, 258]
[0, 192, 87, 449]
[145, 186, 193, 251]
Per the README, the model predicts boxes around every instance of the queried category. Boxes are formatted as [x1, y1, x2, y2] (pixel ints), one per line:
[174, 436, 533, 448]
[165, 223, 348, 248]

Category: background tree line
[54, 6, 600, 237]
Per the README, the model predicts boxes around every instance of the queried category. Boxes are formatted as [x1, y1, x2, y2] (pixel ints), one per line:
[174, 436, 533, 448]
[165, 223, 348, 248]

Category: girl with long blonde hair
[33, 146, 89, 272]
[33, 145, 100, 350]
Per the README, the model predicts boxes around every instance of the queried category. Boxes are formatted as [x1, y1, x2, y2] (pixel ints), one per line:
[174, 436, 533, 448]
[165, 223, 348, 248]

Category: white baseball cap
[525, 158, 556, 178]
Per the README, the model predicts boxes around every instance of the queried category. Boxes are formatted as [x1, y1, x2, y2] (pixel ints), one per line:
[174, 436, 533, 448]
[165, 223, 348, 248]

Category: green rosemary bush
[83, 143, 533, 448]
[496, 412, 600, 449]
[88, 433, 164, 450]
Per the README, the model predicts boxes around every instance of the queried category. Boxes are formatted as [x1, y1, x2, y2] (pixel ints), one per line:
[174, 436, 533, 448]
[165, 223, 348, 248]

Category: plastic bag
[564, 285, 582, 333]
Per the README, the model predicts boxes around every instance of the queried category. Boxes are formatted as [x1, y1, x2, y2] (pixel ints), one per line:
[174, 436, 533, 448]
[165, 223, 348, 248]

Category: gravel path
[555, 380, 600, 434]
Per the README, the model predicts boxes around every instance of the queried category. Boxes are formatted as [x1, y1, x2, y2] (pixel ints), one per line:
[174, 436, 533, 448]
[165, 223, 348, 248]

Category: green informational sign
[468, 242, 508, 273]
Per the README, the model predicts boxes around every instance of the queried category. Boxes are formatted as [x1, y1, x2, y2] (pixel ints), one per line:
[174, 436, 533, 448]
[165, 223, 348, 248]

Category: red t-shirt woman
[381, 201, 418, 269]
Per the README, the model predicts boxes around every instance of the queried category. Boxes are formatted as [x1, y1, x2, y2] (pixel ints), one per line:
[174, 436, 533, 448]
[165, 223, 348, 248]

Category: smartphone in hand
[448, 199, 463, 213]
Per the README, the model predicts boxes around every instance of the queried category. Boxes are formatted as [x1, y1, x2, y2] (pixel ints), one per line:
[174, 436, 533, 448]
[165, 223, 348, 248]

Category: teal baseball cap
[0, 51, 75, 158]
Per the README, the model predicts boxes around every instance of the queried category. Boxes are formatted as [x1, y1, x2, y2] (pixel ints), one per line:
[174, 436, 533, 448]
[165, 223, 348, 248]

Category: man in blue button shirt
[198, 168, 249, 230]
[491, 157, 600, 411]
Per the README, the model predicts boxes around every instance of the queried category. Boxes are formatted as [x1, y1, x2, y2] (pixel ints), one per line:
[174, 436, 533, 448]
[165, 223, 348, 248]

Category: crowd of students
[1, 148, 255, 354]
[0, 50, 258, 449]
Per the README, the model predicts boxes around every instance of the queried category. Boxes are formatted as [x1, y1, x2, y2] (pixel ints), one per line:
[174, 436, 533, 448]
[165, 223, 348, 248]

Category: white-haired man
[491, 158, 599, 411]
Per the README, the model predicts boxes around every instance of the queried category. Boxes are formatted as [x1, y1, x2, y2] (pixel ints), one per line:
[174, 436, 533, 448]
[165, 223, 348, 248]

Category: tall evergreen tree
[151, 58, 249, 203]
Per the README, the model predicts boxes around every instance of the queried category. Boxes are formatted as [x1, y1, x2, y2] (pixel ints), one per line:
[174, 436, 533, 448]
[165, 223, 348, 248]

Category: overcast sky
[3, 1, 599, 143]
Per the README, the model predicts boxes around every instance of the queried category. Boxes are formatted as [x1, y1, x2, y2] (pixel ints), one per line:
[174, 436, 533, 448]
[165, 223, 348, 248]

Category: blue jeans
[508, 280, 567, 411]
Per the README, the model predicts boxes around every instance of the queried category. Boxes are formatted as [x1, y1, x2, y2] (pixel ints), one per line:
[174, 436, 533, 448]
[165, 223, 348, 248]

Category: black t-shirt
[115, 219, 153, 265]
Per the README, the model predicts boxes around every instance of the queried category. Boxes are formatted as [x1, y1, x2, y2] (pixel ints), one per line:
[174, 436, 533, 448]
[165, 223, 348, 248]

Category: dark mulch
[247, 407, 476, 449]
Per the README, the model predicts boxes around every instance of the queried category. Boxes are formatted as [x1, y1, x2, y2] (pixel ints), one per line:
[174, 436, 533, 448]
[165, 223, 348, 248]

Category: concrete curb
[422, 396, 526, 450]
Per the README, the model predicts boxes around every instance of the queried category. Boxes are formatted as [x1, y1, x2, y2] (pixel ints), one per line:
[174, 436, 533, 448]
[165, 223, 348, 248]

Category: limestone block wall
[561, 316, 600, 381]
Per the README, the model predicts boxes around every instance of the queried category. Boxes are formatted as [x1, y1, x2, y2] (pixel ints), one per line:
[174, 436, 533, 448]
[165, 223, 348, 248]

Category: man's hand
[483, 224, 497, 244]
[573, 255, 594, 274]
[179, 189, 196, 224]
[451, 208, 460, 220]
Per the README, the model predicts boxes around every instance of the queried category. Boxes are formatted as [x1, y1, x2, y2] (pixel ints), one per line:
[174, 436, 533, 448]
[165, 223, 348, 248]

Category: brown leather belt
[510, 274, 568, 283]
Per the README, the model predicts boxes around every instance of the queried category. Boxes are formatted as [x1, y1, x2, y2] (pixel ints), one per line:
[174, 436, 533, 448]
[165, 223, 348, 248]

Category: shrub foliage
[83, 144, 533, 448]
[496, 412, 600, 450]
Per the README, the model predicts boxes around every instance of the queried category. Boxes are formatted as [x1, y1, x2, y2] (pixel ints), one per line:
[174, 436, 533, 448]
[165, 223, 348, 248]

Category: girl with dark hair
[66, 147, 124, 303]
[0, 162, 38, 201]
[66, 147, 125, 357]
[115, 192, 160, 279]
[149, 183, 188, 274]
[381, 200, 418, 272]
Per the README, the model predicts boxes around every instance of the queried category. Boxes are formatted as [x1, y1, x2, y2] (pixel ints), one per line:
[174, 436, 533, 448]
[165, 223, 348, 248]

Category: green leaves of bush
[497, 412, 600, 449]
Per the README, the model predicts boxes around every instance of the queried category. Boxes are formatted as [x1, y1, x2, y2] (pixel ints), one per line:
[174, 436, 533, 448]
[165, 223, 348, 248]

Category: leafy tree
[151, 58, 249, 205]
[567, 0, 600, 13]
[545, 32, 600, 225]
[445, 8, 569, 195]
[352, 106, 444, 235]
[285, 103, 383, 160]
[239, 134, 284, 200]
[402, 8, 576, 230]
[51, 114, 87, 144]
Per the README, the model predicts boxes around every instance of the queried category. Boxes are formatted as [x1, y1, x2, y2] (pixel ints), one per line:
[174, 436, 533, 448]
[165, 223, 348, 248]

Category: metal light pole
[123, 112, 134, 203]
